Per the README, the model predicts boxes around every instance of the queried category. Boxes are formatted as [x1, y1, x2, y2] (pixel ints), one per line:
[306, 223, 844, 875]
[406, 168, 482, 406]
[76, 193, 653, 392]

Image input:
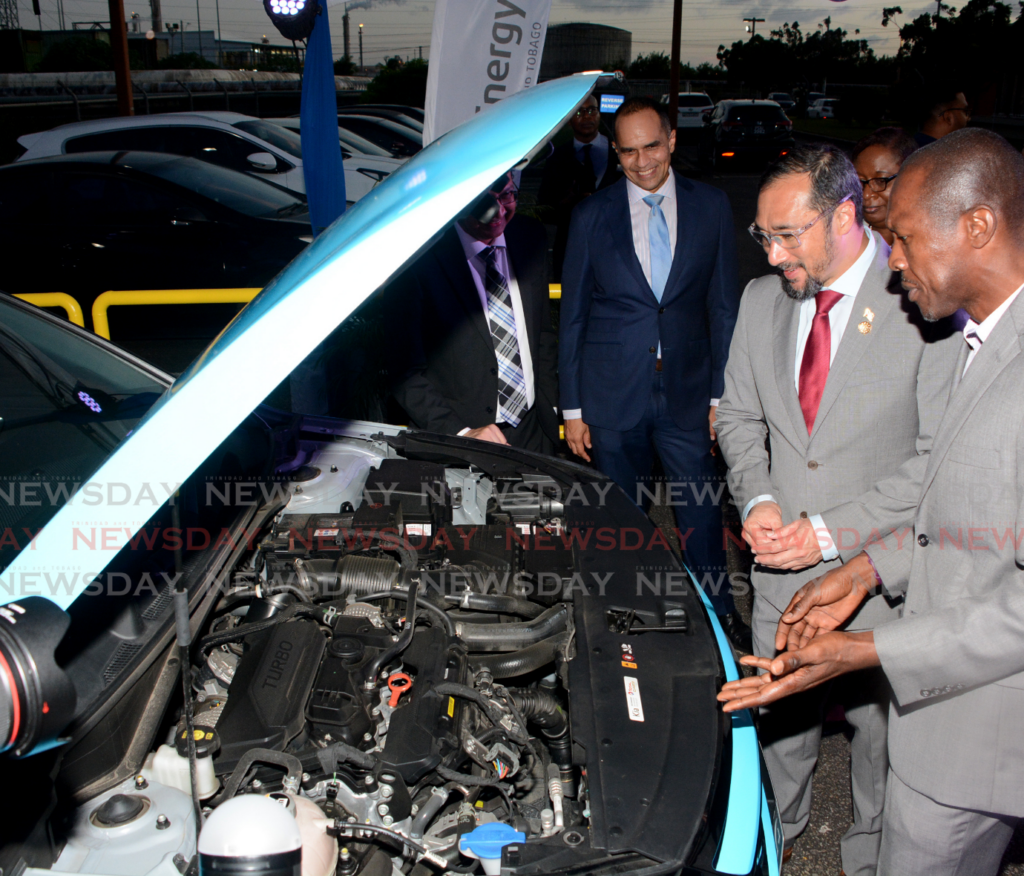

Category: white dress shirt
[454, 224, 535, 433]
[744, 229, 878, 563]
[574, 132, 609, 187]
[962, 283, 1024, 374]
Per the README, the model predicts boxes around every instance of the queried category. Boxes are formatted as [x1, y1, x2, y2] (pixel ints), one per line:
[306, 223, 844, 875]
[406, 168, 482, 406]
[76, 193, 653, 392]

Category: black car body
[700, 101, 794, 169]
[0, 152, 311, 368]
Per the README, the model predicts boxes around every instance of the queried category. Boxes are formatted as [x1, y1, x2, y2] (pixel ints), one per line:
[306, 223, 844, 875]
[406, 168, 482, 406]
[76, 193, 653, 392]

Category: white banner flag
[422, 0, 552, 146]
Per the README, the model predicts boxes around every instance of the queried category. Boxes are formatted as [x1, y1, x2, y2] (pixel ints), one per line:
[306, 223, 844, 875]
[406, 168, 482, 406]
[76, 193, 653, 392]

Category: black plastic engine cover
[381, 622, 466, 784]
[214, 619, 326, 774]
[364, 459, 449, 525]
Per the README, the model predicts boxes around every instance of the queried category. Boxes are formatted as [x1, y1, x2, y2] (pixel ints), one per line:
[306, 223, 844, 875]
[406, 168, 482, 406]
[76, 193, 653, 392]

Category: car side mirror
[246, 151, 278, 171]
[171, 205, 209, 226]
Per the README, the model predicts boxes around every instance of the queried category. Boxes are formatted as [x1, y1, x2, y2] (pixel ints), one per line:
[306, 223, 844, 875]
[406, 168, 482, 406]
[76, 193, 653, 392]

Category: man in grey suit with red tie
[559, 96, 745, 643]
[719, 129, 1024, 876]
[715, 144, 958, 874]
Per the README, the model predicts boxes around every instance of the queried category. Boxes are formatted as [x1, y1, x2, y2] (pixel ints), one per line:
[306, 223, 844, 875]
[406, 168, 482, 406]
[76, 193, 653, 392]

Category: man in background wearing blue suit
[559, 96, 746, 647]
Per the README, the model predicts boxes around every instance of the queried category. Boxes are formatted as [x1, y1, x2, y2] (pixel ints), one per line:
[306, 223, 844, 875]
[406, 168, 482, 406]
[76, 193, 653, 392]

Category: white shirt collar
[824, 228, 877, 299]
[626, 168, 676, 206]
[963, 283, 1024, 351]
[455, 222, 506, 260]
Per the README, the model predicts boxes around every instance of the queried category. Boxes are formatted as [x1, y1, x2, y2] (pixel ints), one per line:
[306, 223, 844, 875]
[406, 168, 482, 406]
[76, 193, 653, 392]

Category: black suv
[700, 100, 794, 169]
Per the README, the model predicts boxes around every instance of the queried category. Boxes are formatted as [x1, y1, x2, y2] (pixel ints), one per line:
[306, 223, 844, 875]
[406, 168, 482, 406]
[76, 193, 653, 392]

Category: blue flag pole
[300, 6, 347, 236]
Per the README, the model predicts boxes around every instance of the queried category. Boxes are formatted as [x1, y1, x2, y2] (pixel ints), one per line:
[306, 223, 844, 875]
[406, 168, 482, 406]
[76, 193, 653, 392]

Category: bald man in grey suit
[719, 129, 1024, 876]
[715, 145, 958, 875]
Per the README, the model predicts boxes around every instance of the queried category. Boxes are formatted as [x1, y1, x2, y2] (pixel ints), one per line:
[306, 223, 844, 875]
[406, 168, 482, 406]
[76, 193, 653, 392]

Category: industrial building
[540, 22, 631, 80]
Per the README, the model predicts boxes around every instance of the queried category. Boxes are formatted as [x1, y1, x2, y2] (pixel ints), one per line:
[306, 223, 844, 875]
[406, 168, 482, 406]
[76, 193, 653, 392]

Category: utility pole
[195, 0, 203, 62]
[667, 0, 682, 133]
[743, 16, 765, 38]
[108, 0, 134, 114]
[150, 0, 161, 37]
[418, 45, 422, 59]
[214, 0, 221, 66]
[358, 22, 363, 68]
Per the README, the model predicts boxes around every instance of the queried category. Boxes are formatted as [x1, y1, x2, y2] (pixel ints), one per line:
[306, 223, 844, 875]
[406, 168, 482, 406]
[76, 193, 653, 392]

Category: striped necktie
[481, 246, 528, 427]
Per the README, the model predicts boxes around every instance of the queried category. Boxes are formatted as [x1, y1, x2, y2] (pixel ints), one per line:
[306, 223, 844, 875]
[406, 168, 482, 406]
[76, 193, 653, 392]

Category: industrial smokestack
[343, 6, 350, 63]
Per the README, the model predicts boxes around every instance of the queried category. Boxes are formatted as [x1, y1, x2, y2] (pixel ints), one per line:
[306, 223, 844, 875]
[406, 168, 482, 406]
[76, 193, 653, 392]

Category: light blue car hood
[4, 74, 598, 610]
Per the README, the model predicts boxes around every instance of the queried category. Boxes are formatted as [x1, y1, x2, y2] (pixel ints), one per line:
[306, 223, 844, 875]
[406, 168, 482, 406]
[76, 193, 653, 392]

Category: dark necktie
[798, 289, 844, 434]
[481, 246, 527, 427]
[579, 143, 597, 193]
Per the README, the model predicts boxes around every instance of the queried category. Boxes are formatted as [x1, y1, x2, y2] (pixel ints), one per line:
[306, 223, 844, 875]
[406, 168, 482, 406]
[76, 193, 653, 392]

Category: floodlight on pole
[264, 0, 318, 42]
[358, 22, 363, 68]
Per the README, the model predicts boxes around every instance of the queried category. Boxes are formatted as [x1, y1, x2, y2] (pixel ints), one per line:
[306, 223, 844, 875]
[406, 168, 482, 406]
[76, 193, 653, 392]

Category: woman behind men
[851, 127, 917, 245]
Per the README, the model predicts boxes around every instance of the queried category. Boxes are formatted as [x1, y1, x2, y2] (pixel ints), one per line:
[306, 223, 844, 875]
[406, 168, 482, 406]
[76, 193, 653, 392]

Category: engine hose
[454, 605, 567, 651]
[360, 590, 456, 637]
[196, 604, 320, 656]
[361, 574, 421, 688]
[215, 748, 303, 804]
[408, 786, 449, 838]
[470, 633, 568, 679]
[509, 688, 572, 768]
[317, 739, 378, 773]
[435, 765, 505, 787]
[443, 592, 543, 619]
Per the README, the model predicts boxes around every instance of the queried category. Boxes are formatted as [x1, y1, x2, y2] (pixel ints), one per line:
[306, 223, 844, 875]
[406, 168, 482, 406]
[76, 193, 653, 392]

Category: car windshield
[727, 105, 788, 123]
[142, 156, 308, 218]
[678, 95, 712, 107]
[770, 93, 793, 101]
[0, 297, 166, 573]
[337, 128, 392, 157]
[232, 119, 304, 158]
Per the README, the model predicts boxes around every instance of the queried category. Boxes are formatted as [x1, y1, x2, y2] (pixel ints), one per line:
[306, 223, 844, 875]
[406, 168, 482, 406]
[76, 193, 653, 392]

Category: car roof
[5, 73, 599, 608]
[16, 112, 266, 151]
[6, 150, 196, 172]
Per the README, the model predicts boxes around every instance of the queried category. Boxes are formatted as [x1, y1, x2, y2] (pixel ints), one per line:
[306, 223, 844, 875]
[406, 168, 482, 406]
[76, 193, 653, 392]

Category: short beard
[778, 221, 836, 301]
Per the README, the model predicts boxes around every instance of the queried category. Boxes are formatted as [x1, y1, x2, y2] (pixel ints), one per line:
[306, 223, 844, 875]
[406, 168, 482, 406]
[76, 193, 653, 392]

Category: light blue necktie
[643, 193, 672, 302]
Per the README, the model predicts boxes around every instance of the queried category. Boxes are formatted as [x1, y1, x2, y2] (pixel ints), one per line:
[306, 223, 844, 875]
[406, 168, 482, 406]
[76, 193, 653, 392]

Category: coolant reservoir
[142, 743, 219, 800]
[290, 794, 337, 876]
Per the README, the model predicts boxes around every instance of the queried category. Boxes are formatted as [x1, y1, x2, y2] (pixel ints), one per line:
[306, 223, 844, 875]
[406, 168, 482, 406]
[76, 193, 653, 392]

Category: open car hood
[2, 74, 598, 610]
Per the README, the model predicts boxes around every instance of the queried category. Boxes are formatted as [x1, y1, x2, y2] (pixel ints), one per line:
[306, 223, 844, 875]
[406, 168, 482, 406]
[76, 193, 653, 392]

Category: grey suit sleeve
[716, 283, 774, 512]
[819, 327, 961, 589]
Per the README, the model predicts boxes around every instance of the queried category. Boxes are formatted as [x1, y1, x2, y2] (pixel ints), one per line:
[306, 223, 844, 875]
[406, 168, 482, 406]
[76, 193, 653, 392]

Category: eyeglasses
[574, 107, 599, 118]
[748, 195, 851, 250]
[860, 174, 898, 193]
[491, 186, 519, 207]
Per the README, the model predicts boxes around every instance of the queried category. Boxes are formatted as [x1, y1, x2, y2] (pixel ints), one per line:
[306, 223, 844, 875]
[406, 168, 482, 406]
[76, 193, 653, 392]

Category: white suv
[16, 111, 404, 202]
[659, 92, 715, 128]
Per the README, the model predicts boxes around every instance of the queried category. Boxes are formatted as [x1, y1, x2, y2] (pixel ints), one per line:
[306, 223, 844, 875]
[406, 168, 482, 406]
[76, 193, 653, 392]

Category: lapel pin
[858, 307, 874, 334]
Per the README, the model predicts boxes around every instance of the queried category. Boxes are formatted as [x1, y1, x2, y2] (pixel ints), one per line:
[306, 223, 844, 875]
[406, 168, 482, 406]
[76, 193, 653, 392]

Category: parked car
[0, 75, 781, 876]
[800, 91, 826, 116]
[700, 99, 794, 168]
[338, 105, 425, 133]
[807, 98, 840, 120]
[0, 151, 311, 368]
[766, 92, 796, 112]
[346, 103, 425, 124]
[15, 112, 394, 201]
[337, 114, 423, 158]
[659, 91, 715, 128]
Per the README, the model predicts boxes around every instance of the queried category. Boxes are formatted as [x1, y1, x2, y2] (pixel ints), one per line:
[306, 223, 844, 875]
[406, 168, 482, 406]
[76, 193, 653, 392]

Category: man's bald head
[898, 128, 1024, 238]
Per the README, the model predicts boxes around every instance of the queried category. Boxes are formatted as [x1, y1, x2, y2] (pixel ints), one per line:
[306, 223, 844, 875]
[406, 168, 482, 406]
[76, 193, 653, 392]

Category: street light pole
[214, 0, 222, 66]
[358, 22, 363, 69]
[195, 0, 203, 62]
[743, 16, 764, 38]
[668, 0, 682, 134]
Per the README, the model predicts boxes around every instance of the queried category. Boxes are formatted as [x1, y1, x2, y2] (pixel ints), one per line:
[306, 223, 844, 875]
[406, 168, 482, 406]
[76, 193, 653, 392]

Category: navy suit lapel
[660, 178, 697, 305]
[608, 181, 657, 302]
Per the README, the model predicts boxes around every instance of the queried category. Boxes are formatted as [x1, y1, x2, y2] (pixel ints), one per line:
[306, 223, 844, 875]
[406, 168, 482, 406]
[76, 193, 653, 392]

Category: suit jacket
[538, 138, 621, 280]
[872, 289, 1024, 816]
[716, 236, 959, 628]
[559, 174, 739, 432]
[388, 215, 559, 443]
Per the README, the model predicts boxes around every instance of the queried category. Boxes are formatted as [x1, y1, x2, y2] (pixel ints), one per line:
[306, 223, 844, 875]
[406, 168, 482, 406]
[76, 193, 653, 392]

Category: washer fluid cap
[94, 793, 146, 825]
[198, 794, 302, 858]
[459, 822, 526, 860]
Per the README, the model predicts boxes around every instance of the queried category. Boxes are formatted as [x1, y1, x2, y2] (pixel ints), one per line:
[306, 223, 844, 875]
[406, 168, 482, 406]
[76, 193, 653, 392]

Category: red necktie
[798, 289, 844, 434]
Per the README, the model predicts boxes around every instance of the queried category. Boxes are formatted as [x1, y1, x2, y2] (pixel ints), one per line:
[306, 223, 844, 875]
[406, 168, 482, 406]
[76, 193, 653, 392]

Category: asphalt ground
[661, 130, 1024, 875]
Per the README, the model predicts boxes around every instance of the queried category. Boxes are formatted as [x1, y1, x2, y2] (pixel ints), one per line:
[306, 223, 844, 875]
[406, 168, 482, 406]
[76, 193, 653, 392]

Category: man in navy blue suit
[559, 96, 746, 647]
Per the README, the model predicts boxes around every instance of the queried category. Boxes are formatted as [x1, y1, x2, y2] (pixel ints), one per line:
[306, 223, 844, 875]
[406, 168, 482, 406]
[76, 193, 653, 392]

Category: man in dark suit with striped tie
[388, 172, 560, 454]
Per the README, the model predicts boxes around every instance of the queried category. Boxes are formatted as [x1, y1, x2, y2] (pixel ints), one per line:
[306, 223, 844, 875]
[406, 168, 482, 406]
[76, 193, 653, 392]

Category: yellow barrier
[91, 288, 262, 340]
[549, 284, 561, 299]
[14, 293, 86, 327]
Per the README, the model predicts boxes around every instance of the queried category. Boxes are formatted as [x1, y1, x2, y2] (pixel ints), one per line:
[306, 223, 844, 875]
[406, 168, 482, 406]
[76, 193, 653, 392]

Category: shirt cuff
[742, 494, 776, 522]
[710, 398, 720, 407]
[563, 409, 582, 420]
[809, 513, 838, 561]
[457, 427, 471, 436]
